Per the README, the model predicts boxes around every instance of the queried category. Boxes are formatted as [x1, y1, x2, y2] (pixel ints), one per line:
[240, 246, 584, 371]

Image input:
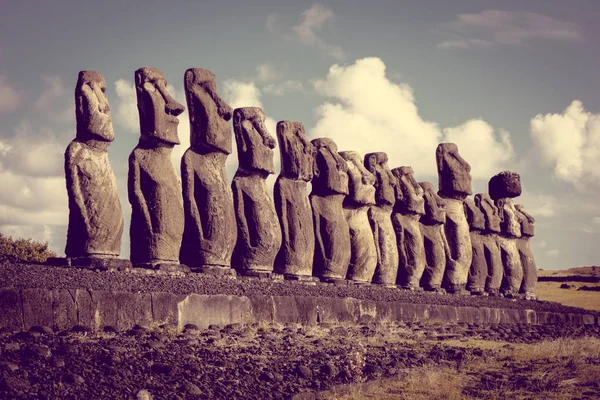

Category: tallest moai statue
[436, 143, 473, 293]
[65, 70, 124, 261]
[128, 67, 186, 266]
[180, 68, 237, 272]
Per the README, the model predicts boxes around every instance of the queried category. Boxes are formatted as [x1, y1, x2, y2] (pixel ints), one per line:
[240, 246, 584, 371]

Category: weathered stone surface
[365, 152, 399, 286]
[274, 121, 315, 277]
[232, 107, 282, 273]
[339, 151, 377, 283]
[436, 143, 472, 199]
[0, 288, 23, 331]
[436, 143, 472, 293]
[475, 193, 503, 294]
[496, 198, 524, 296]
[489, 171, 522, 200]
[515, 204, 537, 299]
[392, 167, 426, 289]
[418, 182, 448, 291]
[65, 70, 123, 258]
[129, 67, 185, 265]
[180, 68, 237, 269]
[310, 138, 351, 281]
[464, 197, 487, 294]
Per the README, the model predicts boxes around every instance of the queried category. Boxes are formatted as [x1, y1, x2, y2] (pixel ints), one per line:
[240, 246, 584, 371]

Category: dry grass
[535, 281, 600, 311]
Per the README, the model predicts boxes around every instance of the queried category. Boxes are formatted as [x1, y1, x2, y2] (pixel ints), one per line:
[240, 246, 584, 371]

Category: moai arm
[232, 182, 252, 247]
[65, 146, 90, 230]
[181, 154, 202, 238]
[128, 154, 152, 233]
[276, 183, 290, 248]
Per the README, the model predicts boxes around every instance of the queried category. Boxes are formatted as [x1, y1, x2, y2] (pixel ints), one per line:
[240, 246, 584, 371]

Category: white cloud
[266, 13, 280, 33]
[310, 57, 514, 178]
[530, 100, 600, 192]
[593, 217, 600, 225]
[114, 79, 139, 133]
[518, 193, 558, 218]
[292, 4, 344, 59]
[546, 249, 560, 258]
[0, 75, 23, 114]
[34, 75, 66, 111]
[438, 10, 582, 49]
[255, 64, 279, 84]
[263, 80, 305, 96]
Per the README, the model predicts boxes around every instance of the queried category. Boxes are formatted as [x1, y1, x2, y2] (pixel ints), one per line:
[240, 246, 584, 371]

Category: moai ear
[313, 150, 321, 178]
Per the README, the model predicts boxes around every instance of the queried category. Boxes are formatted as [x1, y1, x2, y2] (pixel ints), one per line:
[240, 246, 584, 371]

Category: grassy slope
[536, 267, 600, 311]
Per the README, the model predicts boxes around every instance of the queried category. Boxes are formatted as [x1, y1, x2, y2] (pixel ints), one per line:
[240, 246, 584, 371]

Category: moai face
[436, 143, 472, 199]
[75, 70, 114, 142]
[233, 107, 276, 175]
[495, 198, 521, 237]
[392, 166, 425, 215]
[184, 68, 233, 154]
[135, 67, 185, 145]
[474, 193, 501, 233]
[515, 204, 535, 237]
[277, 121, 315, 181]
[311, 138, 349, 195]
[364, 152, 397, 206]
[420, 181, 446, 224]
[339, 151, 376, 205]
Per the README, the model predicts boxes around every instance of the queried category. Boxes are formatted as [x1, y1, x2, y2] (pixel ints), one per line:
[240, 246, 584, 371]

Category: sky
[1, 0, 599, 270]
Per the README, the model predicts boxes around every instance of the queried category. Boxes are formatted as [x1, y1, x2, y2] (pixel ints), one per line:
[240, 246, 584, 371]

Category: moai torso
[231, 107, 282, 274]
[474, 193, 503, 294]
[436, 143, 473, 293]
[65, 70, 123, 258]
[180, 68, 237, 269]
[419, 181, 449, 290]
[365, 152, 399, 286]
[339, 151, 377, 283]
[128, 67, 185, 265]
[490, 171, 524, 296]
[310, 138, 351, 281]
[274, 121, 316, 277]
[464, 197, 487, 294]
[392, 167, 426, 289]
[515, 204, 537, 299]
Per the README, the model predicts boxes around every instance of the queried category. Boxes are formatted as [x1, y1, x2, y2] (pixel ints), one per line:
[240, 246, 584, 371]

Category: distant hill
[538, 266, 600, 278]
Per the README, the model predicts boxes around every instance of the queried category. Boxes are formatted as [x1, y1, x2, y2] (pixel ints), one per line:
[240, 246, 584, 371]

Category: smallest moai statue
[474, 193, 503, 295]
[339, 151, 377, 283]
[418, 181, 449, 292]
[231, 107, 282, 276]
[464, 197, 487, 295]
[515, 204, 538, 300]
[392, 167, 426, 290]
[489, 171, 524, 298]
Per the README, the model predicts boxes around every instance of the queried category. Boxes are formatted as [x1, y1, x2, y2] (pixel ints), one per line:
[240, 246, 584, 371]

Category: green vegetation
[0, 233, 56, 264]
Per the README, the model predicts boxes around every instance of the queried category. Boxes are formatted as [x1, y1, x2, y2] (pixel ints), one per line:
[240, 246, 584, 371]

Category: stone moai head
[392, 166, 425, 215]
[75, 70, 114, 143]
[488, 171, 522, 201]
[474, 193, 501, 233]
[233, 107, 276, 175]
[515, 204, 535, 237]
[464, 197, 485, 231]
[419, 181, 446, 224]
[364, 152, 397, 206]
[311, 138, 349, 195]
[339, 151, 376, 206]
[184, 68, 233, 153]
[436, 143, 472, 199]
[135, 67, 185, 145]
[277, 121, 315, 181]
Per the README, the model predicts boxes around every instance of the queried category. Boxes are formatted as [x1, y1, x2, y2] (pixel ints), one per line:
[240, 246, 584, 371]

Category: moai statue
[128, 67, 185, 267]
[64, 70, 124, 267]
[310, 138, 351, 282]
[231, 107, 282, 275]
[474, 193, 503, 295]
[489, 171, 524, 297]
[392, 167, 426, 290]
[436, 143, 473, 294]
[464, 197, 487, 295]
[515, 204, 538, 300]
[365, 152, 399, 286]
[274, 121, 316, 279]
[339, 151, 377, 283]
[418, 182, 449, 292]
[180, 68, 237, 273]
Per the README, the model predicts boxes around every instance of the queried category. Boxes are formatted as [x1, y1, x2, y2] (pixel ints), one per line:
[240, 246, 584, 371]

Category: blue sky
[1, 0, 599, 269]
